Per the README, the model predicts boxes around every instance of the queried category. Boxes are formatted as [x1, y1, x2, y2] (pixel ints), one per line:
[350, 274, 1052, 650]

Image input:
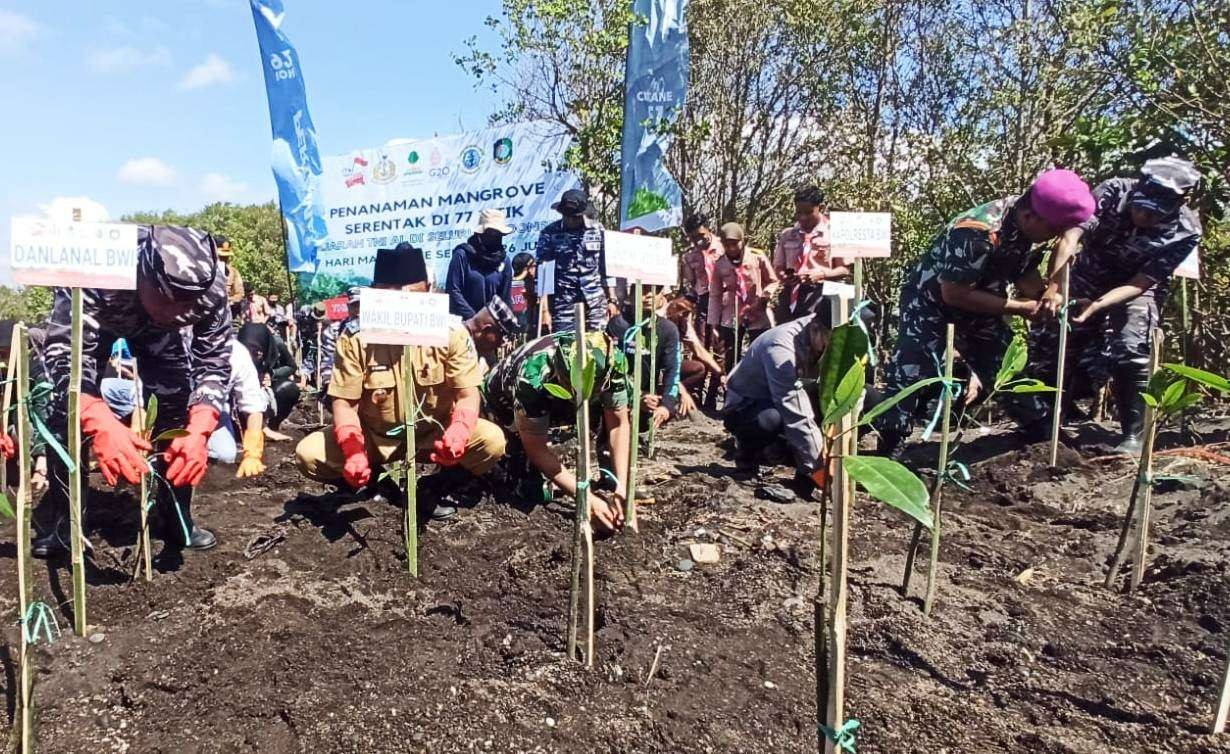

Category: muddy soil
[3, 404, 1230, 753]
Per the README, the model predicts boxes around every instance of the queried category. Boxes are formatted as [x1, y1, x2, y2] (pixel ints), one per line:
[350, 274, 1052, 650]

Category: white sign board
[358, 288, 450, 346]
[603, 230, 678, 287]
[829, 212, 892, 259]
[10, 218, 138, 289]
[1174, 248, 1200, 280]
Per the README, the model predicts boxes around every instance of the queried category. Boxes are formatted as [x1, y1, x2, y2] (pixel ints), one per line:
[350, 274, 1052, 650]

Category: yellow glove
[236, 425, 267, 478]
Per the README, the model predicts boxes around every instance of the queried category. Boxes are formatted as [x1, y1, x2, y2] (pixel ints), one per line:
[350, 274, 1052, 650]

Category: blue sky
[0, 0, 503, 283]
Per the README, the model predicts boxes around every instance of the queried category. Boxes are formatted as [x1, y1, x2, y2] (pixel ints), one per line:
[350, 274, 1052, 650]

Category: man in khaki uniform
[296, 243, 506, 517]
[217, 235, 245, 311]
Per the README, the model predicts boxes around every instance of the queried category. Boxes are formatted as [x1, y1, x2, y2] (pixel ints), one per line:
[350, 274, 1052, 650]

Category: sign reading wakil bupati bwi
[359, 288, 450, 346]
[829, 211, 893, 259]
[603, 230, 678, 287]
[9, 218, 139, 289]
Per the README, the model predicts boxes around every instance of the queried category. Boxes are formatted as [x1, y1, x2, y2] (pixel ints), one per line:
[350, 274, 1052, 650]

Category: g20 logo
[429, 167, 451, 178]
[269, 50, 296, 81]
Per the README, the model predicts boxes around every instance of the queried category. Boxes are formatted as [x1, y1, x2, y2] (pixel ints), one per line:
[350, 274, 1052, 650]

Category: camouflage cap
[1132, 157, 1201, 215]
[137, 225, 219, 302]
[484, 295, 522, 335]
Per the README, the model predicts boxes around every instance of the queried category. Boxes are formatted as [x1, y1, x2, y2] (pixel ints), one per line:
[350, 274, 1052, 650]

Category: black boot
[31, 517, 70, 559]
[1112, 366, 1149, 455]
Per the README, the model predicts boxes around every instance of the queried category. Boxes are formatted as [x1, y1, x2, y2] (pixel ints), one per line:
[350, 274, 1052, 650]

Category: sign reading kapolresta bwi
[359, 288, 450, 347]
[310, 121, 580, 299]
[829, 211, 893, 259]
[603, 231, 678, 287]
[9, 218, 138, 289]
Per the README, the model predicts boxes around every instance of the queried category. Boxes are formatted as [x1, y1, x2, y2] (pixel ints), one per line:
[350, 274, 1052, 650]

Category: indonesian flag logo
[345, 173, 365, 188]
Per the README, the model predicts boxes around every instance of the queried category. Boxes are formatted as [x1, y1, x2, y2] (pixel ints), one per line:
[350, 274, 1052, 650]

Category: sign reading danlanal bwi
[9, 218, 139, 290]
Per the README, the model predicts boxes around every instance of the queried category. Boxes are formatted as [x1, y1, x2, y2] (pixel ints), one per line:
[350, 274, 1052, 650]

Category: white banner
[313, 121, 579, 298]
[829, 211, 892, 259]
[604, 230, 678, 286]
[1174, 247, 1200, 280]
[10, 219, 138, 289]
[359, 288, 451, 346]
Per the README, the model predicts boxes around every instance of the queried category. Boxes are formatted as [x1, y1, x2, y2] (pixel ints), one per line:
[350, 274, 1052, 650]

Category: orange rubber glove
[334, 420, 371, 489]
[236, 424, 266, 478]
[80, 394, 152, 486]
[164, 405, 219, 487]
[430, 406, 477, 467]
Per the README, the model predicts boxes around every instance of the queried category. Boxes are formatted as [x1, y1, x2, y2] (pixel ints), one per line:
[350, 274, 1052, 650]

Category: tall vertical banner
[250, 0, 328, 275]
[619, 0, 690, 233]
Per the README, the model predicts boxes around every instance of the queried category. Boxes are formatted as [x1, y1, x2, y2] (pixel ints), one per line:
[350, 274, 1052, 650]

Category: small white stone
[545, 717, 556, 728]
[763, 681, 777, 689]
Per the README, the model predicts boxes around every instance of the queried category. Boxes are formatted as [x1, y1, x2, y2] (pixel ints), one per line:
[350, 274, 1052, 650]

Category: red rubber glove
[334, 420, 371, 489]
[0, 434, 14, 458]
[80, 394, 152, 486]
[431, 406, 478, 467]
[164, 405, 219, 487]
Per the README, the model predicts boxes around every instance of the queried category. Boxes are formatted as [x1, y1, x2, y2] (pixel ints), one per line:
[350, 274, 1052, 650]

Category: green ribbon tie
[820, 719, 860, 753]
[943, 460, 972, 491]
[921, 354, 961, 442]
[27, 381, 76, 473]
[22, 601, 60, 646]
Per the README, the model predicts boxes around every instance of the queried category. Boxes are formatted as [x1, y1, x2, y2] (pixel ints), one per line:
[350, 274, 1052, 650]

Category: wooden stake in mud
[67, 287, 88, 636]
[12, 325, 34, 754]
[130, 362, 153, 582]
[315, 326, 324, 425]
[852, 259, 864, 308]
[625, 282, 644, 531]
[400, 348, 419, 578]
[1048, 266, 1071, 467]
[1130, 328, 1164, 592]
[825, 294, 853, 753]
[1213, 644, 1230, 733]
[923, 324, 957, 618]
[566, 303, 596, 666]
[646, 286, 660, 460]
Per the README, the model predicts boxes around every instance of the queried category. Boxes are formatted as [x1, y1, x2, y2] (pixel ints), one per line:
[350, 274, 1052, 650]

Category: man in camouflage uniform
[535, 188, 610, 333]
[874, 170, 1096, 456]
[1028, 157, 1203, 453]
[482, 330, 631, 532]
[34, 225, 231, 558]
[296, 243, 506, 518]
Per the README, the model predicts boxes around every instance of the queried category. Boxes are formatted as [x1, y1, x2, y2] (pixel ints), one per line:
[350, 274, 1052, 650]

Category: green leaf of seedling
[993, 335, 1028, 390]
[1004, 378, 1057, 394]
[1162, 363, 1230, 393]
[1141, 392, 1159, 408]
[145, 395, 158, 432]
[1159, 378, 1188, 413]
[859, 377, 947, 426]
[1172, 393, 1205, 414]
[0, 492, 13, 520]
[845, 455, 932, 530]
[152, 429, 189, 443]
[545, 383, 573, 400]
[817, 323, 869, 415]
[823, 358, 866, 428]
[582, 357, 597, 402]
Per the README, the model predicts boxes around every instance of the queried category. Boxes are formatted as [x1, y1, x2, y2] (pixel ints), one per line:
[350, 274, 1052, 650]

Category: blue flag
[249, 0, 328, 274]
[619, 0, 690, 233]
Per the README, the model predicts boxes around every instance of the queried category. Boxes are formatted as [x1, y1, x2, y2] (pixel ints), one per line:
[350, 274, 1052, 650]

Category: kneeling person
[484, 331, 631, 532]
[296, 243, 507, 516]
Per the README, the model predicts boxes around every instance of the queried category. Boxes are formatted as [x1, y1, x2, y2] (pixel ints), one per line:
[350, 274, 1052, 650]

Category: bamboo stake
[646, 286, 659, 460]
[400, 348, 419, 578]
[1130, 328, 1164, 592]
[13, 325, 33, 754]
[1213, 644, 1230, 733]
[625, 282, 644, 531]
[315, 327, 324, 424]
[1180, 278, 1191, 437]
[67, 287, 87, 636]
[1049, 266, 1071, 467]
[130, 363, 152, 582]
[923, 324, 957, 618]
[825, 294, 853, 754]
[565, 303, 594, 665]
[852, 259, 864, 307]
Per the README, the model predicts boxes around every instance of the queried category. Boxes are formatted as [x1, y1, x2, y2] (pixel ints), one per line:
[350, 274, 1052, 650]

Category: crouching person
[483, 331, 630, 533]
[722, 300, 840, 496]
[295, 243, 506, 519]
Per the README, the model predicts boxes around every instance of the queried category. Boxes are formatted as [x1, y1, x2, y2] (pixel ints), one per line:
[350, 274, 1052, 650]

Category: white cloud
[199, 173, 249, 202]
[0, 10, 40, 55]
[178, 53, 235, 90]
[86, 45, 172, 74]
[117, 157, 178, 186]
[36, 196, 111, 223]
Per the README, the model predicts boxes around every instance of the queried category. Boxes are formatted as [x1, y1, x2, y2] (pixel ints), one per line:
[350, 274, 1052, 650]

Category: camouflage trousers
[875, 295, 1026, 442]
[1027, 293, 1160, 414]
[549, 282, 609, 334]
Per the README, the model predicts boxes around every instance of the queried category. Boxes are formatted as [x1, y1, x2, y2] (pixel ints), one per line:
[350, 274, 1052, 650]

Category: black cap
[552, 188, 589, 216]
[372, 242, 428, 287]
